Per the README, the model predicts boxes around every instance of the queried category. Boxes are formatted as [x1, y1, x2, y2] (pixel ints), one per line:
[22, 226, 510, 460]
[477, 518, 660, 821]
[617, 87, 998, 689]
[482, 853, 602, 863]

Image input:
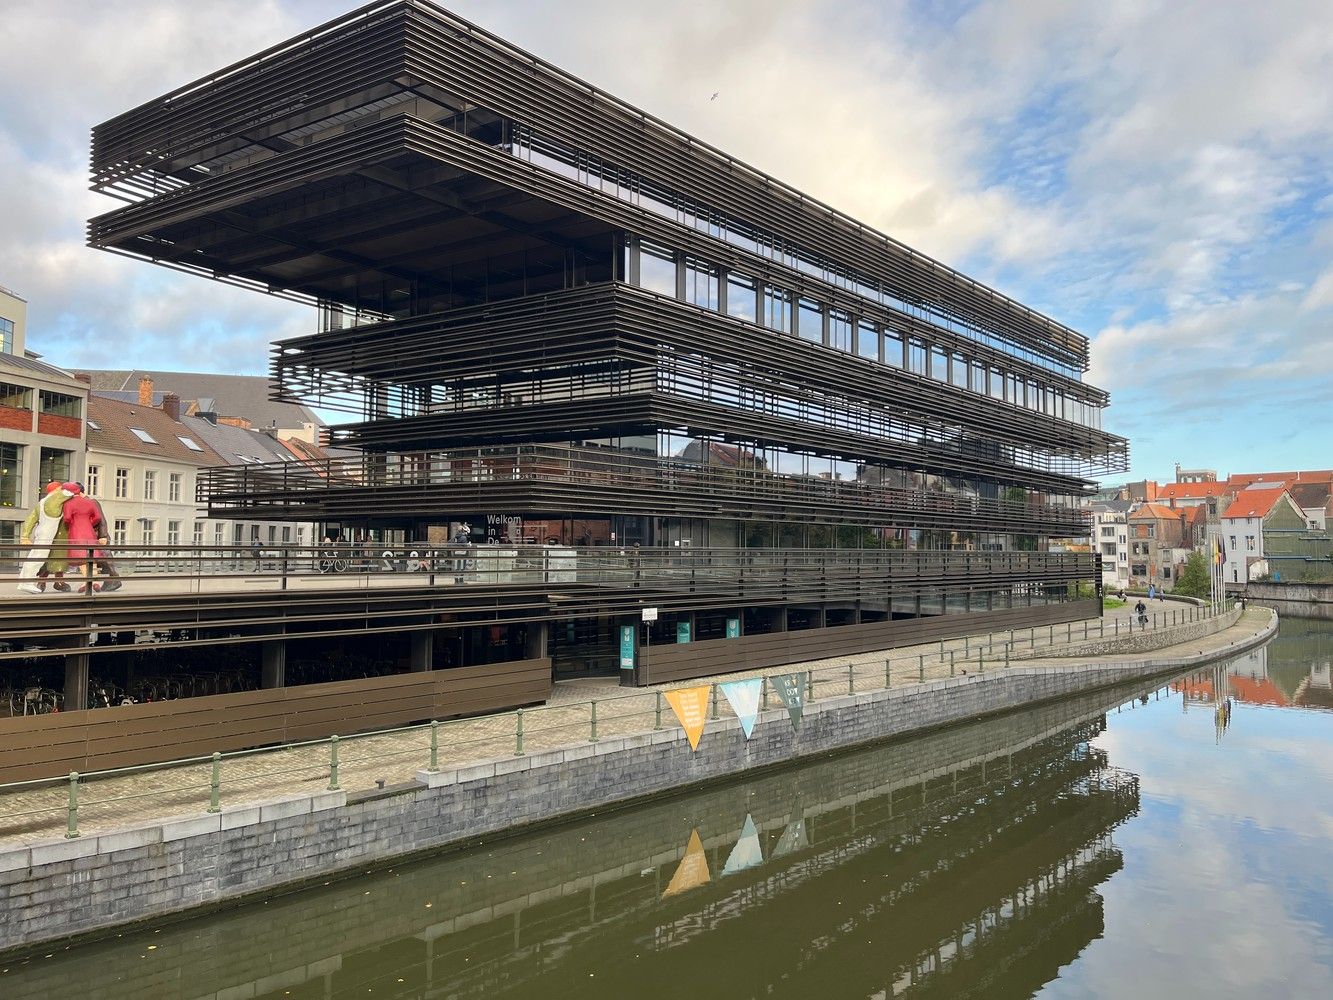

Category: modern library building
[88, 0, 1126, 683]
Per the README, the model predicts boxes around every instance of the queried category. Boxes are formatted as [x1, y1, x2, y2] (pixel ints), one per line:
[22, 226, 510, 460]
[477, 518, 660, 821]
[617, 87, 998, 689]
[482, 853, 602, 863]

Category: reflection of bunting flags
[772, 815, 808, 858]
[663, 829, 711, 897]
[771, 672, 806, 732]
[719, 678, 763, 739]
[665, 685, 711, 750]
[721, 814, 764, 876]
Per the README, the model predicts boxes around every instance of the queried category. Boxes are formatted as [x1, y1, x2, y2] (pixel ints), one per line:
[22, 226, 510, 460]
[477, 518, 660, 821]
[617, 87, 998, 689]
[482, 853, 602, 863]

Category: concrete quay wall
[1236, 581, 1333, 620]
[0, 611, 1277, 956]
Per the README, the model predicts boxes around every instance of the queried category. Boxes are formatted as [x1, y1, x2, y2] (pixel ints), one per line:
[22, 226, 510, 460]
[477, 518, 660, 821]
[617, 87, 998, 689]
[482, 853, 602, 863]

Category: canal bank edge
[0, 608, 1276, 956]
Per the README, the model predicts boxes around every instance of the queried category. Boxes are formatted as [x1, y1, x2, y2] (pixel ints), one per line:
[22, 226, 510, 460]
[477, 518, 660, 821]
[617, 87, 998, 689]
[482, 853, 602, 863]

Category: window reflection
[640, 241, 676, 296]
[798, 297, 823, 344]
[726, 272, 757, 322]
[763, 284, 793, 334]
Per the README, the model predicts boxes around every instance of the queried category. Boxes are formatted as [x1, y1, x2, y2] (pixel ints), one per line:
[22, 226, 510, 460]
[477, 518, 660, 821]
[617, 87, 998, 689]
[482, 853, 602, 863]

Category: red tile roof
[1226, 470, 1333, 489]
[1131, 502, 1184, 520]
[1221, 487, 1291, 520]
[87, 396, 224, 465]
[1159, 482, 1229, 500]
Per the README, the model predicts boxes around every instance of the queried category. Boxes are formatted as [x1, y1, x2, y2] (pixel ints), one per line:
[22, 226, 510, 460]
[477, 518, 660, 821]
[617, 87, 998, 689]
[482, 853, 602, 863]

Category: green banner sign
[677, 621, 692, 644]
[771, 671, 807, 732]
[619, 625, 636, 670]
[726, 617, 740, 638]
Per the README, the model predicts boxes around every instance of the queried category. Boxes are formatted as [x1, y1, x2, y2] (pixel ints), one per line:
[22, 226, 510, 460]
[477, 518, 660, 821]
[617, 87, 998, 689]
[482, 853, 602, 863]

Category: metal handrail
[0, 602, 1234, 842]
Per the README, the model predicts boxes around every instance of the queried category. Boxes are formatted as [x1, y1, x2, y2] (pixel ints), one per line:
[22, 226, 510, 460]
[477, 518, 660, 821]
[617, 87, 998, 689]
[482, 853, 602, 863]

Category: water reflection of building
[3, 681, 1146, 1000]
[1173, 620, 1333, 712]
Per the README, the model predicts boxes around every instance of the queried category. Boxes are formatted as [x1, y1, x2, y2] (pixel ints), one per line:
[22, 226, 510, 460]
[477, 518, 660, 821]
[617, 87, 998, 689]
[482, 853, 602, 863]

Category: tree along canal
[3, 618, 1330, 999]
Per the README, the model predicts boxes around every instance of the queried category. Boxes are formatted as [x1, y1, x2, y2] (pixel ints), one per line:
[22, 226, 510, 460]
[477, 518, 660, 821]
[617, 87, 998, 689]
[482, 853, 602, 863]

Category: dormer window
[130, 427, 159, 444]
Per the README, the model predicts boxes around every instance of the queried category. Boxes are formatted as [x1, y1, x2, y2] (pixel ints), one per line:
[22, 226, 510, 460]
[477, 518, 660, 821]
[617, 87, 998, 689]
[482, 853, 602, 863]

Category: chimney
[161, 392, 181, 422]
[138, 376, 154, 406]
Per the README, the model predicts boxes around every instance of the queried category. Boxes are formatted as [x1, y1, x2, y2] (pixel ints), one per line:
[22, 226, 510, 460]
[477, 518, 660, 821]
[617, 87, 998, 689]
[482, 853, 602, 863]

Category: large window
[762, 284, 793, 333]
[908, 338, 927, 375]
[0, 443, 21, 508]
[143, 469, 157, 501]
[725, 272, 757, 322]
[86, 465, 100, 497]
[797, 297, 823, 344]
[38, 447, 71, 486]
[856, 320, 878, 360]
[930, 346, 949, 382]
[167, 521, 181, 546]
[141, 519, 155, 545]
[884, 330, 904, 368]
[828, 309, 853, 352]
[0, 381, 31, 409]
[0, 317, 13, 356]
[115, 467, 129, 499]
[683, 257, 718, 310]
[639, 241, 677, 296]
[168, 472, 182, 503]
[950, 352, 968, 389]
[38, 390, 81, 418]
[113, 519, 127, 546]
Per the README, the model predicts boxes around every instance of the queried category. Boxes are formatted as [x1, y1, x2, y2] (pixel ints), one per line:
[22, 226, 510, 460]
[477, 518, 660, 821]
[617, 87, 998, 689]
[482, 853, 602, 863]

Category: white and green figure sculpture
[17, 482, 72, 594]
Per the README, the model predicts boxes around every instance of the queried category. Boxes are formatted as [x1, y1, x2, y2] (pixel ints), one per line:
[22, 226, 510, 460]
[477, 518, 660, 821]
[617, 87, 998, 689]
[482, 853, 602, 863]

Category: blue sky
[1, 0, 1330, 483]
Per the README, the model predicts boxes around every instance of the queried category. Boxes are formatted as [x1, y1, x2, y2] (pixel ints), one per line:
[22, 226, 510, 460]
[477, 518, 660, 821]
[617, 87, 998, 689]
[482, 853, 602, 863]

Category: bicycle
[317, 549, 349, 574]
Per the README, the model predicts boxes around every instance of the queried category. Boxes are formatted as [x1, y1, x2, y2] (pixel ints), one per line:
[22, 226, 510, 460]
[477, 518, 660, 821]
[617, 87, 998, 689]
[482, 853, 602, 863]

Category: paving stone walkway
[0, 603, 1258, 848]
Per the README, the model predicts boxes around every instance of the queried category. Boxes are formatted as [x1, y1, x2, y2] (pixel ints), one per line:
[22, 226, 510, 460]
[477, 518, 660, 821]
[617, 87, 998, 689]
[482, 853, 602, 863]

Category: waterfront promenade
[0, 603, 1263, 849]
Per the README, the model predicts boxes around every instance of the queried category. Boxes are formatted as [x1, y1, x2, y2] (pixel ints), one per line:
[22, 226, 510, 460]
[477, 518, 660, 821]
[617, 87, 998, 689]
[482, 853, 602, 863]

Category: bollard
[590, 700, 599, 742]
[655, 690, 664, 729]
[207, 752, 221, 813]
[327, 735, 341, 791]
[710, 685, 719, 721]
[66, 772, 80, 839]
[918, 654, 925, 682]
[848, 663, 855, 696]
[429, 720, 440, 771]
[515, 708, 525, 756]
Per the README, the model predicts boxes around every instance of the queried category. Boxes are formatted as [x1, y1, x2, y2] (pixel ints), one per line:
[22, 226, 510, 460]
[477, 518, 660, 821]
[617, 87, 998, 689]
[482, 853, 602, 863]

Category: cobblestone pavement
[0, 603, 1256, 848]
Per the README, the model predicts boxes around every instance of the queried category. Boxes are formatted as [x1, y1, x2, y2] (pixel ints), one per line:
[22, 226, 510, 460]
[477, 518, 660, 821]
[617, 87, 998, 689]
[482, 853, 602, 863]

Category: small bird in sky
[710, 91, 720, 102]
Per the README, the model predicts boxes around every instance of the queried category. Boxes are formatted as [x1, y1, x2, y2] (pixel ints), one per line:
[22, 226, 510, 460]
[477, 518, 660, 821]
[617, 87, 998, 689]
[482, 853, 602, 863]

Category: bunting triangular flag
[665, 685, 711, 750]
[719, 678, 763, 738]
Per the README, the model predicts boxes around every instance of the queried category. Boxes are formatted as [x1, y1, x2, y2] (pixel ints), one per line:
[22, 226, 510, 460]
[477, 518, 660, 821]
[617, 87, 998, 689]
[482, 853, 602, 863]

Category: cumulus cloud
[0, 0, 1329, 478]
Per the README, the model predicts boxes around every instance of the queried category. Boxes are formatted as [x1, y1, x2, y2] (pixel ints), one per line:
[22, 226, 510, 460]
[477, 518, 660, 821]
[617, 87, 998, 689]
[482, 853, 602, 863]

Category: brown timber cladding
[637, 600, 1100, 685]
[0, 658, 552, 782]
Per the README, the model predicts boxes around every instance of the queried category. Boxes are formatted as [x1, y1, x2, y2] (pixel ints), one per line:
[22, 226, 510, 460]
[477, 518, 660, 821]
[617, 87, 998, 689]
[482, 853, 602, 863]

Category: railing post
[949, 650, 955, 677]
[429, 720, 439, 771]
[978, 651, 984, 673]
[848, 663, 855, 696]
[655, 690, 664, 729]
[327, 735, 341, 791]
[515, 708, 525, 756]
[207, 752, 221, 813]
[885, 658, 891, 689]
[66, 772, 80, 839]
[806, 672, 815, 702]
[590, 700, 599, 743]
[918, 654, 925, 682]
[710, 685, 719, 721]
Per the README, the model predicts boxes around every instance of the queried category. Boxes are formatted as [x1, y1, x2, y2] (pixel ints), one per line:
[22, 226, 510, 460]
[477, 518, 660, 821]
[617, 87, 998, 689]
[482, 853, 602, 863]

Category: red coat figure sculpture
[60, 482, 108, 593]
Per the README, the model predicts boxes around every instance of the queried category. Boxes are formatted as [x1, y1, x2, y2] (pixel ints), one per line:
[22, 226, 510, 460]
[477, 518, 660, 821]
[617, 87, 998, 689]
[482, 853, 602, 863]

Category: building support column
[410, 630, 435, 672]
[261, 639, 287, 689]
[64, 651, 89, 713]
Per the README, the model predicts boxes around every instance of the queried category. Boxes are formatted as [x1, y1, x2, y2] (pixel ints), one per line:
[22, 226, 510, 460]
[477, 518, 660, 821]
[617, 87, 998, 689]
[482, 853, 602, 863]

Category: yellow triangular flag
[662, 829, 711, 897]
[665, 685, 711, 750]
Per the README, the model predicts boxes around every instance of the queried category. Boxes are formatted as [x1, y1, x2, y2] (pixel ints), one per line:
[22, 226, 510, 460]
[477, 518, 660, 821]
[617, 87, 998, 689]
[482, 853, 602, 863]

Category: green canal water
[4, 618, 1331, 999]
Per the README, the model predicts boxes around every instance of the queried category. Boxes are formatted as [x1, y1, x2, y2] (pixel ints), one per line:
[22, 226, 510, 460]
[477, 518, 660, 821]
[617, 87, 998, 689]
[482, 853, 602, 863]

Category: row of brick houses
[1, 285, 337, 557]
[1091, 468, 1333, 588]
